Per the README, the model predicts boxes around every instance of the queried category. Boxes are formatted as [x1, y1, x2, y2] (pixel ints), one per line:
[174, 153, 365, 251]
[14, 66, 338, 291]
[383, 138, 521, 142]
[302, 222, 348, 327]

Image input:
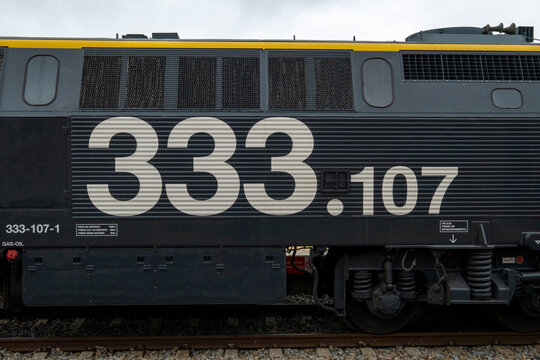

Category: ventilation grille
[315, 57, 353, 110]
[78, 52, 357, 111]
[125, 56, 166, 108]
[0, 55, 3, 76]
[223, 57, 260, 109]
[178, 57, 216, 109]
[269, 57, 306, 110]
[79, 56, 122, 109]
[403, 53, 540, 81]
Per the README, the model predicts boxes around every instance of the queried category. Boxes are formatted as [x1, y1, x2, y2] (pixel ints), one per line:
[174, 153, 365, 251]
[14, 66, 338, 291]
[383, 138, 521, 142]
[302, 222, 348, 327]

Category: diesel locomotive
[1, 23, 540, 333]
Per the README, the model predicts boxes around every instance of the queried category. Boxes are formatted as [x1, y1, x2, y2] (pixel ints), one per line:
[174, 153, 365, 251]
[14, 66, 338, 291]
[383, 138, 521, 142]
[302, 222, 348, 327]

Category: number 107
[352, 166, 458, 215]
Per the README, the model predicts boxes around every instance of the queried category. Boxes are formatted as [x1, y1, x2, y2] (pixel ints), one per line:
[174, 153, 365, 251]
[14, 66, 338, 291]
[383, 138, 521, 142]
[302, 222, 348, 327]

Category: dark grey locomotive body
[1, 28, 539, 332]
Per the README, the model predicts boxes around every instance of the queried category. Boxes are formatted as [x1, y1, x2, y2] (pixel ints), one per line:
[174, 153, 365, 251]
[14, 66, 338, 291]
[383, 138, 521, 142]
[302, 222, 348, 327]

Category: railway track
[1, 332, 539, 352]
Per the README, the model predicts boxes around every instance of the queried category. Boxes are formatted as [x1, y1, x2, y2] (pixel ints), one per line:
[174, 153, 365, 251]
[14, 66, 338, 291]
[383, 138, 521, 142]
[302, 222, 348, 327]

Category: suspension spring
[467, 250, 493, 300]
[397, 271, 416, 293]
[351, 270, 372, 299]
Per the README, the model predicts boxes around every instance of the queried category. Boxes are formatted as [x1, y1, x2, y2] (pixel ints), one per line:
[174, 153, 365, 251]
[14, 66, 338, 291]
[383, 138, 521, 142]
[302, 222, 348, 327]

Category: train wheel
[345, 292, 424, 334]
[492, 288, 540, 332]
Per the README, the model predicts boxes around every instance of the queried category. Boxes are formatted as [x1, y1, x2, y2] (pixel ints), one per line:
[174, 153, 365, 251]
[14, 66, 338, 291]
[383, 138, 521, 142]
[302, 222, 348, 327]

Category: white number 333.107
[86, 117, 457, 217]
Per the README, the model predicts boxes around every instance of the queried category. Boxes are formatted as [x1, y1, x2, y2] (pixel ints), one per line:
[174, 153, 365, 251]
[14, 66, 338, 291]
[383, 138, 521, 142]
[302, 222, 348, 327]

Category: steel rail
[1, 332, 539, 352]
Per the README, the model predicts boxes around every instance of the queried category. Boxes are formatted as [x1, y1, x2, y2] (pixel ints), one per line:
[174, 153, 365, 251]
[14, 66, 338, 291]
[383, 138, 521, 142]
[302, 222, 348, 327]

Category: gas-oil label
[502, 257, 516, 264]
[440, 220, 468, 233]
[76, 224, 118, 237]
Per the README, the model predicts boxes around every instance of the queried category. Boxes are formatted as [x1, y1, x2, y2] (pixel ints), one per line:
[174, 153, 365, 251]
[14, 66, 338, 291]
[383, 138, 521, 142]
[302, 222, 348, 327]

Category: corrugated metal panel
[71, 117, 540, 218]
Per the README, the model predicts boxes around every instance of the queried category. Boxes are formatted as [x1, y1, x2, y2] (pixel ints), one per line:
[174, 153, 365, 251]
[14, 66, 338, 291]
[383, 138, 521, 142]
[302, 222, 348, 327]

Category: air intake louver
[78, 51, 356, 111]
[178, 57, 216, 109]
[403, 53, 540, 81]
[125, 56, 166, 109]
[222, 57, 260, 109]
[79, 56, 122, 109]
[315, 57, 353, 110]
[269, 57, 306, 110]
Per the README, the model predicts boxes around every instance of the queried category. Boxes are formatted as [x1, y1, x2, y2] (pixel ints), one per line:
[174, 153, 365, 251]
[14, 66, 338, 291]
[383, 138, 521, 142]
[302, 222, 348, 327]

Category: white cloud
[0, 0, 539, 41]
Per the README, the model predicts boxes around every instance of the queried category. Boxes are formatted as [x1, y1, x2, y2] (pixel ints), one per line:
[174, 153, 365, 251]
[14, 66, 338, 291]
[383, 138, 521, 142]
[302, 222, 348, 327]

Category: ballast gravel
[0, 345, 539, 359]
[0, 294, 506, 339]
[0, 296, 353, 338]
[0, 294, 533, 359]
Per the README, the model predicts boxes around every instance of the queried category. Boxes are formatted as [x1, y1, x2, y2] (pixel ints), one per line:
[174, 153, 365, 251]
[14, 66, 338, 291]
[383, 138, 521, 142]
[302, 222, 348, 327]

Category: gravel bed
[0, 294, 533, 358]
[0, 294, 510, 338]
[0, 345, 538, 359]
[0, 294, 348, 338]
[0, 310, 349, 338]
[284, 294, 334, 305]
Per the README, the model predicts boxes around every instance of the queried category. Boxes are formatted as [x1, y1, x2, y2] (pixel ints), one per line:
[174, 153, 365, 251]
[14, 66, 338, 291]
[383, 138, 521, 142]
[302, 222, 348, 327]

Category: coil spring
[467, 250, 493, 300]
[351, 270, 372, 299]
[397, 271, 416, 293]
[352, 270, 372, 292]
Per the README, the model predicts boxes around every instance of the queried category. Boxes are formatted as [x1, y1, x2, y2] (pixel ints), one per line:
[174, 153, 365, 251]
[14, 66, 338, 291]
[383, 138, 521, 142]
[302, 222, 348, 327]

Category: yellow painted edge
[1, 39, 540, 51]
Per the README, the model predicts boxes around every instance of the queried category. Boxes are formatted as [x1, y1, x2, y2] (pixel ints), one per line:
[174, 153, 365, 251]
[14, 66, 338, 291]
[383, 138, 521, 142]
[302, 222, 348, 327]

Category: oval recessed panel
[24, 55, 59, 106]
[491, 89, 522, 109]
[362, 58, 393, 108]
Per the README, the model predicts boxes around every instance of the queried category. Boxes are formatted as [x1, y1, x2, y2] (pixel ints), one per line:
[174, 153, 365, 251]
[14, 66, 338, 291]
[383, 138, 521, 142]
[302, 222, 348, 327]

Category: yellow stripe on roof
[0, 38, 540, 52]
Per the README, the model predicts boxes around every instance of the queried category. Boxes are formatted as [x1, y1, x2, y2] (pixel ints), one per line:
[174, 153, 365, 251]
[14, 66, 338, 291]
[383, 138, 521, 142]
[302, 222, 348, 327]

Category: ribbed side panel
[72, 117, 540, 218]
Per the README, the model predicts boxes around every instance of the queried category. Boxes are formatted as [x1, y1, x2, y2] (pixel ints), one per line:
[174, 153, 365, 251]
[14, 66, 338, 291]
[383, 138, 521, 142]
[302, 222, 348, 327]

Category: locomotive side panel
[66, 115, 540, 248]
[0, 39, 537, 322]
[0, 46, 539, 250]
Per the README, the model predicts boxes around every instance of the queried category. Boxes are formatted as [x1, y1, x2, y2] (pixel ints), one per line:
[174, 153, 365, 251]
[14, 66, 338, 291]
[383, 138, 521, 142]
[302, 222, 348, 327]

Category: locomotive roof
[0, 37, 539, 52]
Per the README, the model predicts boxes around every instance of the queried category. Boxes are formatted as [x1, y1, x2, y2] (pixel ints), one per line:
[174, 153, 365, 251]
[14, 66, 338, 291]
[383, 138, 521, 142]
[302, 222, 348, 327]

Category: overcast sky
[1, 0, 539, 42]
